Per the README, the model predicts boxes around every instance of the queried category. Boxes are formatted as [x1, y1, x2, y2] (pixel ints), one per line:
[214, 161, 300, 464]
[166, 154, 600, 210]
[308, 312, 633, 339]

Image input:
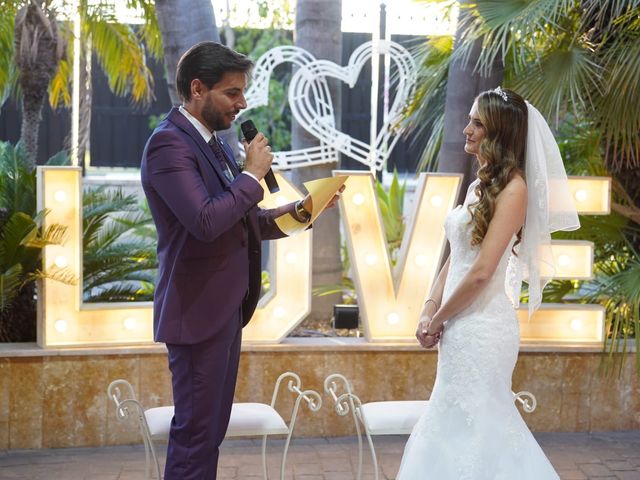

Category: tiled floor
[1, 432, 639, 479]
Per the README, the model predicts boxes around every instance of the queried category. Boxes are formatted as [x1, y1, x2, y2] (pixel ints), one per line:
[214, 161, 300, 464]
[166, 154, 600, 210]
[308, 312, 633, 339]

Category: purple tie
[208, 137, 235, 182]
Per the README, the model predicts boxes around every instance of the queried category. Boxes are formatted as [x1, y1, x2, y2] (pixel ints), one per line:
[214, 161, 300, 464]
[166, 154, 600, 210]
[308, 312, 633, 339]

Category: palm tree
[407, 0, 640, 222]
[82, 187, 157, 303]
[52, 0, 162, 164]
[290, 0, 343, 324]
[2, 0, 160, 166]
[0, 141, 74, 342]
[410, 0, 640, 173]
[13, 1, 63, 167]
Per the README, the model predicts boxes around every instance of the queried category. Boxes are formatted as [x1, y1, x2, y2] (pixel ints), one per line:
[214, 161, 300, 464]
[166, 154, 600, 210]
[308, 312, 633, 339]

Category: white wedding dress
[396, 180, 559, 480]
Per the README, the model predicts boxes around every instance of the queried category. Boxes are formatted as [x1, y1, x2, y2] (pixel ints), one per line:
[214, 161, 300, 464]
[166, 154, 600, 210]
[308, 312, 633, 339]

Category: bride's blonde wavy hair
[468, 88, 527, 251]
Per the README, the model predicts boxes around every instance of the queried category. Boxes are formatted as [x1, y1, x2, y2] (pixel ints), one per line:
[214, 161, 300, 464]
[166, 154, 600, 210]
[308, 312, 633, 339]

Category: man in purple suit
[141, 42, 333, 479]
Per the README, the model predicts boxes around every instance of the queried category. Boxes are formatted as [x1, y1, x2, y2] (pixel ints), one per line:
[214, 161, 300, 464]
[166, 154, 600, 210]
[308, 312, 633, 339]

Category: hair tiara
[493, 86, 508, 102]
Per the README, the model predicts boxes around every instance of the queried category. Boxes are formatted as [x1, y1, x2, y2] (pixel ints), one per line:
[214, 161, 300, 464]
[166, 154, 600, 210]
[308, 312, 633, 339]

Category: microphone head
[240, 120, 258, 141]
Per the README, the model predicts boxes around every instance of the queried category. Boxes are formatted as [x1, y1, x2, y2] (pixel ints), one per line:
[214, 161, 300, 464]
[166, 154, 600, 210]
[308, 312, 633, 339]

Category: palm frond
[0, 264, 23, 312]
[554, 214, 633, 252]
[0, 212, 37, 267]
[596, 28, 640, 169]
[313, 281, 355, 299]
[84, 283, 153, 303]
[400, 35, 451, 172]
[0, 141, 36, 215]
[457, 0, 576, 76]
[48, 57, 72, 108]
[416, 113, 444, 173]
[556, 115, 605, 175]
[580, 0, 640, 33]
[25, 222, 69, 249]
[26, 266, 77, 286]
[511, 41, 604, 121]
[81, 186, 157, 302]
[45, 149, 71, 166]
[124, 0, 163, 59]
[0, 2, 17, 103]
[86, 16, 154, 105]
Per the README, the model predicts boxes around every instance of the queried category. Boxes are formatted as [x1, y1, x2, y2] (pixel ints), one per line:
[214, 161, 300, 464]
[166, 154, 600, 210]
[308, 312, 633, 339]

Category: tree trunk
[291, 0, 343, 325]
[20, 93, 44, 166]
[154, 0, 238, 156]
[14, 1, 62, 167]
[437, 7, 503, 202]
[154, 0, 220, 106]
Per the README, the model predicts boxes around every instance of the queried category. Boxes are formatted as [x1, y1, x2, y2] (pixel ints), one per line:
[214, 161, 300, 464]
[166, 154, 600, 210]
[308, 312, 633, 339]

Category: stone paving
[0, 431, 639, 480]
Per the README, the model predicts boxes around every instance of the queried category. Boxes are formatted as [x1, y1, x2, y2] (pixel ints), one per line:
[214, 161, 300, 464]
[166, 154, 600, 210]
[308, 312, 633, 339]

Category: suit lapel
[166, 108, 231, 187]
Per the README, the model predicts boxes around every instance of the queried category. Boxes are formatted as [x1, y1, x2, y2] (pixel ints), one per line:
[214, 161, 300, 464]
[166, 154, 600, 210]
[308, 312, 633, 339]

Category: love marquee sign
[36, 42, 611, 347]
[37, 168, 609, 347]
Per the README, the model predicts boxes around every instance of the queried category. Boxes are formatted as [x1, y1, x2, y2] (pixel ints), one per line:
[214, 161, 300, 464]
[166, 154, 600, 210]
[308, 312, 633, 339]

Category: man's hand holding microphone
[241, 119, 344, 223]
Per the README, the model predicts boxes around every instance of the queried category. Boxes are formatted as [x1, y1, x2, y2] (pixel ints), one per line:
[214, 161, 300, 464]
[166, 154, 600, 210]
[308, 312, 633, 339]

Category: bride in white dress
[396, 88, 579, 480]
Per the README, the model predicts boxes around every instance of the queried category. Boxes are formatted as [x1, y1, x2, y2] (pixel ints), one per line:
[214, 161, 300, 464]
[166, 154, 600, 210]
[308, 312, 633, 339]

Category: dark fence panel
[0, 31, 427, 173]
[90, 57, 172, 168]
[341, 32, 427, 173]
[0, 99, 70, 165]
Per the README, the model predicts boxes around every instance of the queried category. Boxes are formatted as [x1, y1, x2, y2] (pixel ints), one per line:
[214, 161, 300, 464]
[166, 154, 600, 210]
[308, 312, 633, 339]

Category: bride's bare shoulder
[497, 174, 527, 208]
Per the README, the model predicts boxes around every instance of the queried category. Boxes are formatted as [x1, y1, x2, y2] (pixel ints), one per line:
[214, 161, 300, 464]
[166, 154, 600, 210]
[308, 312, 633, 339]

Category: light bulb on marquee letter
[123, 317, 137, 331]
[387, 312, 400, 325]
[54, 190, 68, 203]
[570, 318, 583, 331]
[352, 193, 365, 205]
[415, 254, 428, 267]
[574, 189, 588, 203]
[54, 255, 68, 268]
[558, 254, 571, 267]
[285, 251, 298, 264]
[365, 253, 377, 266]
[54, 319, 68, 333]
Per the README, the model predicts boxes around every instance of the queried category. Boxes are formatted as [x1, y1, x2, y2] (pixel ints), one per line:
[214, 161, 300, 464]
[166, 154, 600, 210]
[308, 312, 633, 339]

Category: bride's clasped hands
[415, 300, 443, 349]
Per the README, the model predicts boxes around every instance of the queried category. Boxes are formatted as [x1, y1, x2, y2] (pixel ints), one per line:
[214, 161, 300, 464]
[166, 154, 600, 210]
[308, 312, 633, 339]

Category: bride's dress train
[396, 181, 559, 480]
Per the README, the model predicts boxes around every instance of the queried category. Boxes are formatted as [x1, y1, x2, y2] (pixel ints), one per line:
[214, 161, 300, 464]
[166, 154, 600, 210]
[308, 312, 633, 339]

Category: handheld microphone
[240, 119, 280, 193]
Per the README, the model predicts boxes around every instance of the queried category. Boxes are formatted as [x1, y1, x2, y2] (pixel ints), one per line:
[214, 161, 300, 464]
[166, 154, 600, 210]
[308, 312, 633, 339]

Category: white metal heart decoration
[239, 46, 339, 170]
[289, 40, 416, 171]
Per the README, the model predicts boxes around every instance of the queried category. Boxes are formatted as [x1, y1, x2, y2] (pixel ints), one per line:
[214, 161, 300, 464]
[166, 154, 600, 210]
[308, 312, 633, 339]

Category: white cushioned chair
[108, 372, 321, 480]
[324, 373, 536, 480]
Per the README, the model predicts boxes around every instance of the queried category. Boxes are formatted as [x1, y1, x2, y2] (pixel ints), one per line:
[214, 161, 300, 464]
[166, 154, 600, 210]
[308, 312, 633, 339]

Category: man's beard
[202, 97, 229, 131]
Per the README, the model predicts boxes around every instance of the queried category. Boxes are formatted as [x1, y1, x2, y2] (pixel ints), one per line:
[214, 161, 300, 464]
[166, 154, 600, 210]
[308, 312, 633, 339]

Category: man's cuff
[241, 171, 259, 183]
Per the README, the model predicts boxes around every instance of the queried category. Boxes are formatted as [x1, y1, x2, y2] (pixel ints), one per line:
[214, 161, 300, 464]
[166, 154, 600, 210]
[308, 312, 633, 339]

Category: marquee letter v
[336, 172, 462, 341]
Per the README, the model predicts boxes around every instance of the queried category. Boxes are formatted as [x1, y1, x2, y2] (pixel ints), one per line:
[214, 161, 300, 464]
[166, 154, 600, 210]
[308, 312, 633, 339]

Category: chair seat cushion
[144, 402, 289, 440]
[226, 403, 289, 437]
[360, 400, 428, 435]
[145, 406, 174, 439]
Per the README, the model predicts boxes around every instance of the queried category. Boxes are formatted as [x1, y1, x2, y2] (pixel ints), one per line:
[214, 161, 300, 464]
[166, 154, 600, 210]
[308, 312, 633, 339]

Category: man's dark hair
[176, 41, 253, 102]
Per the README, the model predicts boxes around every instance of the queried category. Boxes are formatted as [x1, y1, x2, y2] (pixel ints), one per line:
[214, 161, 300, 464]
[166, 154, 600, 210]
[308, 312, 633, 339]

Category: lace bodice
[442, 179, 516, 311]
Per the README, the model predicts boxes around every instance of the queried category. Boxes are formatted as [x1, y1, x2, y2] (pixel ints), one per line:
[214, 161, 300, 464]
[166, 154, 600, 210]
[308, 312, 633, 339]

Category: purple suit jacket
[141, 107, 293, 344]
